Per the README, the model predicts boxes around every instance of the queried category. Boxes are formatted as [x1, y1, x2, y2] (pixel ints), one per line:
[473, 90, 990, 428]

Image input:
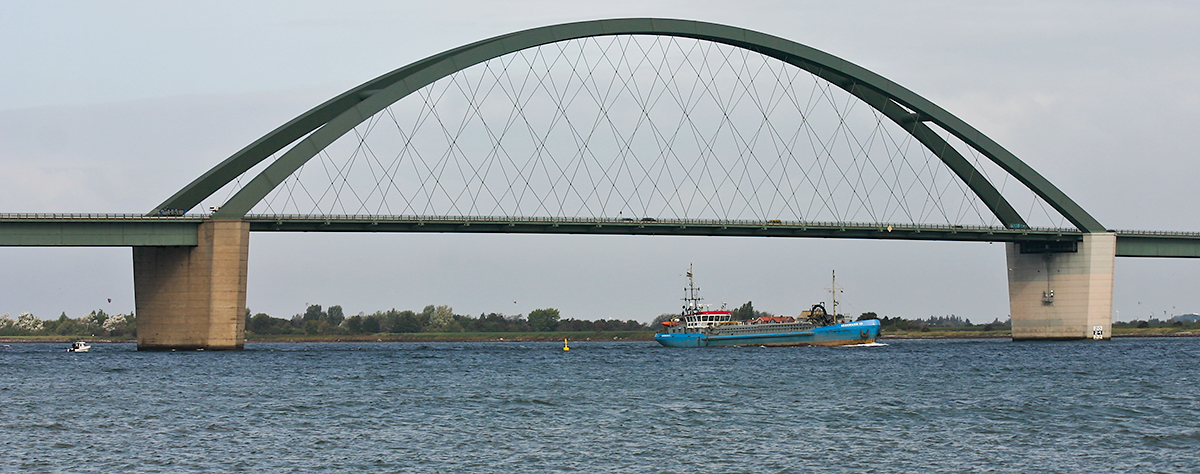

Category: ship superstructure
[675, 264, 733, 330]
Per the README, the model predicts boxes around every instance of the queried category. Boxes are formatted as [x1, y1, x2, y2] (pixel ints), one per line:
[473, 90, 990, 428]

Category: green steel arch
[152, 18, 1105, 233]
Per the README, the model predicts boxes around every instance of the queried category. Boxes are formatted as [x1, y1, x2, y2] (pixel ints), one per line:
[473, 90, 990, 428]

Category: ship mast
[682, 263, 703, 316]
[825, 270, 843, 322]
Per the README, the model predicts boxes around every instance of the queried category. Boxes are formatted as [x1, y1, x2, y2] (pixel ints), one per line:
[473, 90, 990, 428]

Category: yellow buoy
[563, 338, 570, 351]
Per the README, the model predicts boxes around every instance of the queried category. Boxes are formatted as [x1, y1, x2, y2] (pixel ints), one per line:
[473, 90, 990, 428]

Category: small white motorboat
[67, 341, 91, 353]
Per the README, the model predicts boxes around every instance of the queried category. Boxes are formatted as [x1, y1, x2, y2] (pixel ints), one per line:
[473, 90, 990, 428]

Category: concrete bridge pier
[133, 220, 249, 350]
[1006, 233, 1115, 340]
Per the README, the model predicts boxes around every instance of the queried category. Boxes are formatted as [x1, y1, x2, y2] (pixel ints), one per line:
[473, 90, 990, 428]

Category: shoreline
[0, 331, 654, 344]
[4, 331, 1200, 344]
[879, 332, 1200, 340]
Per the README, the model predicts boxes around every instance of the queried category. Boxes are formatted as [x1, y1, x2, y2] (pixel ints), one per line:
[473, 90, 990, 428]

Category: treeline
[870, 314, 1200, 331]
[1114, 319, 1199, 329]
[856, 312, 1012, 332]
[246, 304, 650, 336]
[0, 310, 136, 337]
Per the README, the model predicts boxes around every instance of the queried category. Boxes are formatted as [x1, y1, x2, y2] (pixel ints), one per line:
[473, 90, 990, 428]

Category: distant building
[1170, 313, 1200, 323]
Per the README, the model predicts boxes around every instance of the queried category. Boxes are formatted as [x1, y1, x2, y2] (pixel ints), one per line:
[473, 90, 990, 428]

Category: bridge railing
[243, 213, 1081, 234]
[0, 213, 203, 220]
[0, 212, 1084, 234]
[1109, 229, 1200, 237]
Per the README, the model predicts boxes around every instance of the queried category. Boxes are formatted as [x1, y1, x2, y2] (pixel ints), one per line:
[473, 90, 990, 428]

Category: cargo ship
[654, 266, 880, 348]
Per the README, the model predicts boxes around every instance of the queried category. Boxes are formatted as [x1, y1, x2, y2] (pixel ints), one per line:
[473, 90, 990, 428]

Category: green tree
[528, 308, 561, 332]
[731, 301, 755, 321]
[81, 310, 108, 334]
[327, 305, 345, 327]
[53, 313, 78, 335]
[394, 310, 422, 333]
[857, 312, 878, 321]
[125, 312, 137, 337]
[303, 304, 324, 323]
[443, 320, 465, 333]
[249, 313, 274, 334]
[362, 315, 381, 333]
[345, 315, 363, 333]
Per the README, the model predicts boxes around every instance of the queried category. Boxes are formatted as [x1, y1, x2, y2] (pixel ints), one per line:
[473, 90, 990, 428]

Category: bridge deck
[243, 215, 1082, 244]
[2, 214, 1197, 257]
[0, 214, 203, 246]
[1110, 231, 1200, 258]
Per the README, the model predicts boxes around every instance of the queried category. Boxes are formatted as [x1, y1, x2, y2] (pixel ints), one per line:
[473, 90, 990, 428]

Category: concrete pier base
[133, 220, 249, 350]
[1006, 233, 1115, 341]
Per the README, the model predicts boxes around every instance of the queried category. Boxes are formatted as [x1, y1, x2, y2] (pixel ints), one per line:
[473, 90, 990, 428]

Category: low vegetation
[4, 304, 1198, 341]
[245, 304, 649, 338]
[865, 313, 1013, 337]
[866, 314, 1200, 337]
[0, 310, 135, 339]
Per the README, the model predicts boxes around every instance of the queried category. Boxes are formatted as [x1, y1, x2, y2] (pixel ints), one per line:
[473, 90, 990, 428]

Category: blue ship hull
[655, 319, 881, 348]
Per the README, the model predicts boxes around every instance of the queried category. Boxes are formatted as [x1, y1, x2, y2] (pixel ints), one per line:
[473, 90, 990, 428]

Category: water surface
[2, 338, 1198, 472]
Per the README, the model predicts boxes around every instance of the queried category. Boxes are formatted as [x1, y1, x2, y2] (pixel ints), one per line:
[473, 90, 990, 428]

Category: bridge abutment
[133, 220, 249, 350]
[1006, 233, 1115, 340]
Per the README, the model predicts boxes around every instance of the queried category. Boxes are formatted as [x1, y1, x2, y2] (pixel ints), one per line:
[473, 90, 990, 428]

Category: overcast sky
[2, 0, 1198, 323]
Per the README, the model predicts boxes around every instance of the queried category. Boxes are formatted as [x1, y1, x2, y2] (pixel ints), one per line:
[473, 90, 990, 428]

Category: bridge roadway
[1, 214, 1197, 258]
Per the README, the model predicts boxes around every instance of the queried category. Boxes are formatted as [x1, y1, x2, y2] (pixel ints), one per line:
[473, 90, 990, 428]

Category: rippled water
[2, 338, 1199, 472]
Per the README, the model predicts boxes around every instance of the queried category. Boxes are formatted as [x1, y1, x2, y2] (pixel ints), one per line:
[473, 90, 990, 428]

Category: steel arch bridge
[4, 18, 1200, 349]
[158, 18, 1103, 234]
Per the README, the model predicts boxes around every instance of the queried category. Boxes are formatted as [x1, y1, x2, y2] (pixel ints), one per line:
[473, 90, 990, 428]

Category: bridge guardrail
[0, 213, 204, 220]
[13, 213, 1198, 238]
[243, 213, 1082, 234]
[0, 212, 1079, 234]
[1109, 229, 1200, 237]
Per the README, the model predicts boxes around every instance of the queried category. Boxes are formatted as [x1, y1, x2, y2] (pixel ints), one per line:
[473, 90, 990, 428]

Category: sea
[2, 338, 1199, 473]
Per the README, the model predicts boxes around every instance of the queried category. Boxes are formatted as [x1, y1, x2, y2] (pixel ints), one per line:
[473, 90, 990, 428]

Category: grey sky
[2, 1, 1198, 323]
